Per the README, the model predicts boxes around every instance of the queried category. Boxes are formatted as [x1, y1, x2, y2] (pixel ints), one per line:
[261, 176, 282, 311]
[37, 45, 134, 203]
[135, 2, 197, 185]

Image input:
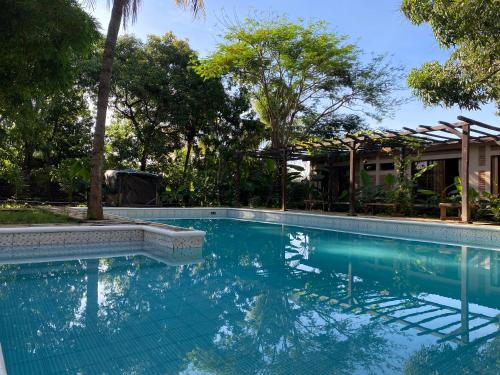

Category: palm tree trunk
[87, 0, 125, 220]
[233, 153, 242, 207]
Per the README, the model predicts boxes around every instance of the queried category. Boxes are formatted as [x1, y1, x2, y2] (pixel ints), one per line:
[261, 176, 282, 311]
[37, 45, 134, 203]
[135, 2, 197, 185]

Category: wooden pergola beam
[437, 121, 464, 138]
[403, 126, 453, 142]
[458, 116, 500, 132]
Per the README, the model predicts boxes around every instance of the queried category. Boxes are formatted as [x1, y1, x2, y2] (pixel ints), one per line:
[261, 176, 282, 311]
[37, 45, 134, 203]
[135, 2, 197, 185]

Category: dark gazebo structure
[247, 116, 500, 223]
[104, 170, 161, 207]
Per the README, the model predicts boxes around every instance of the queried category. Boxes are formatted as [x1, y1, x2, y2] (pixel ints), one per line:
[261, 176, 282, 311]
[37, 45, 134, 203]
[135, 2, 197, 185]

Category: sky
[86, 0, 498, 130]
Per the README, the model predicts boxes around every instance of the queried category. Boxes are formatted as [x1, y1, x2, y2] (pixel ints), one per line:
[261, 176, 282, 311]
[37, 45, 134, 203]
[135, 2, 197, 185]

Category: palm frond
[121, 0, 142, 25]
[175, 0, 205, 17]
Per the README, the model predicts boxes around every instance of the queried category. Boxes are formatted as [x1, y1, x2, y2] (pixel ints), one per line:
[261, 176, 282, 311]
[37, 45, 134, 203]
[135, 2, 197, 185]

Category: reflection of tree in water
[0, 219, 498, 374]
[186, 221, 396, 374]
[404, 337, 500, 375]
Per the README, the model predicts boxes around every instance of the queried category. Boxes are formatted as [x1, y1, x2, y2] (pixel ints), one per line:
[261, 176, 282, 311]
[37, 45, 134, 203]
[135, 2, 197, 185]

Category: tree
[0, 85, 93, 200]
[106, 33, 227, 178]
[197, 16, 401, 210]
[197, 16, 401, 150]
[0, 0, 98, 115]
[109, 34, 184, 171]
[401, 0, 500, 110]
[87, 0, 205, 220]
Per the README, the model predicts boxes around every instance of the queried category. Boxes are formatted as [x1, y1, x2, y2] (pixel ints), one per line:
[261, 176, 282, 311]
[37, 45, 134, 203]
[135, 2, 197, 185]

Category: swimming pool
[0, 218, 499, 374]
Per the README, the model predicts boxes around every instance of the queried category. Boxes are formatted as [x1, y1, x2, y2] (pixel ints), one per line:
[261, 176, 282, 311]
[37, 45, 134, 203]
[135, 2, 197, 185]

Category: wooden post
[348, 142, 357, 216]
[281, 149, 287, 211]
[327, 155, 334, 211]
[461, 123, 471, 223]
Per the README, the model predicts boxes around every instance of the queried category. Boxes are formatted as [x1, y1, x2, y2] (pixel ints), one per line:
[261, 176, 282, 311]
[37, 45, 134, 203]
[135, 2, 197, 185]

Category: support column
[281, 149, 287, 211]
[327, 155, 334, 211]
[348, 142, 357, 216]
[461, 124, 471, 223]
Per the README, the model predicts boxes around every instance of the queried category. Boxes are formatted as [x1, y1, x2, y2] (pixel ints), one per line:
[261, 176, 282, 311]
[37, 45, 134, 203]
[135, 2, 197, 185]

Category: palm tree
[87, 0, 204, 219]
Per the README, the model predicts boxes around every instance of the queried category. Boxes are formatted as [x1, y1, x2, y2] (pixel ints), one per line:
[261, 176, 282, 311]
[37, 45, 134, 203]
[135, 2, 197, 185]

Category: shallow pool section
[0, 219, 499, 374]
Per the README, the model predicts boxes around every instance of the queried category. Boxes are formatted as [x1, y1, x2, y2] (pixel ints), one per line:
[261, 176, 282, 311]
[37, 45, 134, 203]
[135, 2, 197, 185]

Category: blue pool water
[0, 218, 499, 374]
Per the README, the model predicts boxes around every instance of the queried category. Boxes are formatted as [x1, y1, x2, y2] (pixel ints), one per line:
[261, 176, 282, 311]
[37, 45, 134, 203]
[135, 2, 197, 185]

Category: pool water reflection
[0, 218, 499, 374]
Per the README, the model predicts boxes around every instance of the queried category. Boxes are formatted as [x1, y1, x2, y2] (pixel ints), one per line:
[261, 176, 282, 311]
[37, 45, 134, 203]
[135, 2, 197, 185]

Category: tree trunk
[233, 153, 242, 207]
[140, 150, 147, 171]
[87, 0, 124, 220]
[281, 151, 287, 211]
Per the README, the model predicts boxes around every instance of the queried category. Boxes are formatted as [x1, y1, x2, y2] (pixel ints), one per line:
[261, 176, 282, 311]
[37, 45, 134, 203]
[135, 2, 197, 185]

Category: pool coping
[0, 224, 205, 249]
[97, 207, 500, 249]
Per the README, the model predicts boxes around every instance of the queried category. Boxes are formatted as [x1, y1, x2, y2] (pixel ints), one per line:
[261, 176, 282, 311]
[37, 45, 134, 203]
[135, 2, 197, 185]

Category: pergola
[247, 116, 500, 222]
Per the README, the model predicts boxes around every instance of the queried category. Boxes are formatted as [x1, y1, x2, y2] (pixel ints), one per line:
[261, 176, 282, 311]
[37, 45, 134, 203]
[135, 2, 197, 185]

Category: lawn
[0, 208, 74, 225]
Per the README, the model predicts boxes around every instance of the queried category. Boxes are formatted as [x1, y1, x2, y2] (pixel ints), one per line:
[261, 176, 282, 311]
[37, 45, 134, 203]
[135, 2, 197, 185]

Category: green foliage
[385, 154, 437, 213]
[49, 158, 90, 201]
[478, 192, 500, 221]
[197, 16, 402, 148]
[357, 170, 384, 207]
[447, 176, 480, 203]
[105, 33, 227, 172]
[401, 0, 500, 110]
[403, 337, 500, 375]
[0, 84, 94, 200]
[448, 177, 500, 221]
[0, 0, 99, 115]
[0, 0, 97, 201]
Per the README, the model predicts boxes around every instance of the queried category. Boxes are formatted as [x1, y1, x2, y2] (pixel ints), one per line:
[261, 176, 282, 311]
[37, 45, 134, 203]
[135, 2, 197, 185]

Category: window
[380, 163, 394, 171]
[364, 163, 376, 171]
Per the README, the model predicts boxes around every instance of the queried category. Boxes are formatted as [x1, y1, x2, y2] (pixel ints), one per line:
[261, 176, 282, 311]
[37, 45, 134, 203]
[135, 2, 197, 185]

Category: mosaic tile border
[0, 241, 204, 268]
[0, 225, 205, 250]
[99, 207, 500, 249]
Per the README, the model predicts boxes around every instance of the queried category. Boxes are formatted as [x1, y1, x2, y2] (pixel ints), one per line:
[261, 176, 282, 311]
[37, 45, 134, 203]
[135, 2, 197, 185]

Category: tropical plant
[477, 192, 500, 222]
[446, 176, 480, 204]
[50, 158, 90, 202]
[383, 152, 437, 214]
[88, 0, 205, 219]
[448, 178, 500, 222]
[357, 170, 385, 208]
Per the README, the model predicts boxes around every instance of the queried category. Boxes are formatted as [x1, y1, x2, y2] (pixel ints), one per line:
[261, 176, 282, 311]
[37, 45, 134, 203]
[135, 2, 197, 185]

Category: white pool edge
[93, 207, 500, 249]
[0, 225, 205, 249]
[0, 343, 6, 375]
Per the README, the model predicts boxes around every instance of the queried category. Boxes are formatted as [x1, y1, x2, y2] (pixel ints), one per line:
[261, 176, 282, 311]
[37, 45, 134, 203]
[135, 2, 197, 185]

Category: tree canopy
[196, 17, 402, 149]
[401, 0, 500, 110]
[0, 0, 99, 115]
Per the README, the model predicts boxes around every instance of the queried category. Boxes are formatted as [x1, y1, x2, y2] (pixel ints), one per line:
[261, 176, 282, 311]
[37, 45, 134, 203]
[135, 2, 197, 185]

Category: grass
[0, 207, 74, 225]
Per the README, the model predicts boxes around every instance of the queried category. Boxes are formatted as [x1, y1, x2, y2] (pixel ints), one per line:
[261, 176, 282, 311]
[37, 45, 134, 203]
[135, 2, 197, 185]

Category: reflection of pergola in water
[296, 246, 499, 347]
[246, 116, 500, 222]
